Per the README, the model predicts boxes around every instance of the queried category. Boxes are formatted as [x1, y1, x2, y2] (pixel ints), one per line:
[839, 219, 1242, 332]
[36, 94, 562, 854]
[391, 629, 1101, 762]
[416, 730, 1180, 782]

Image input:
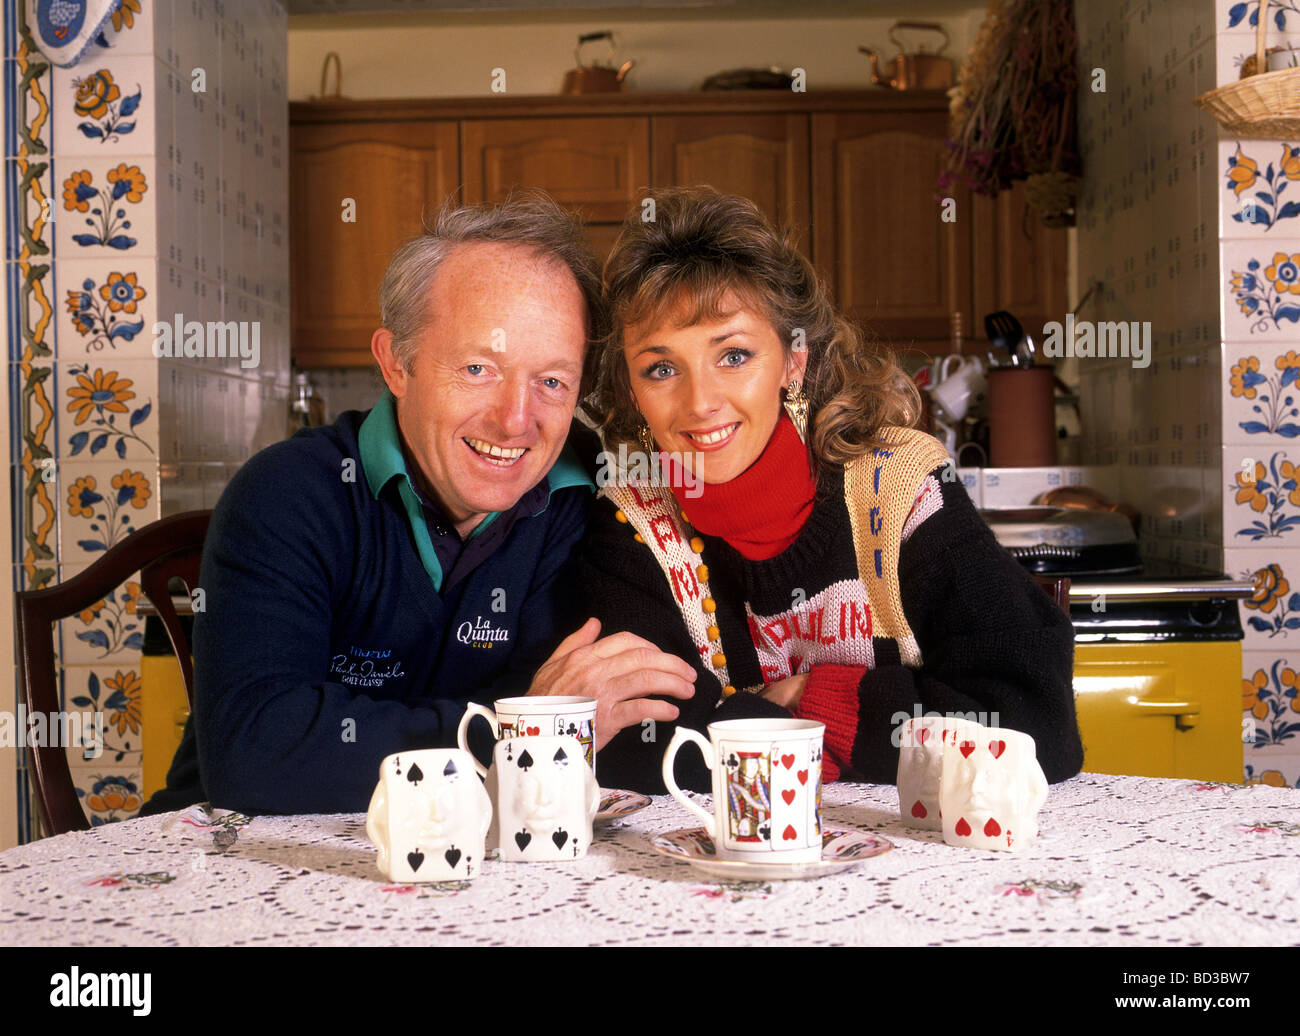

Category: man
[143, 195, 696, 815]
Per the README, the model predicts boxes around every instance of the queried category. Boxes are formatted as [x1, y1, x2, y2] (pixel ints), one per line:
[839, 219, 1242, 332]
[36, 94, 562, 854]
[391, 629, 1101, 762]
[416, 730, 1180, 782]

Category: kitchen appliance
[859, 22, 953, 91]
[981, 506, 1141, 575]
[562, 31, 635, 94]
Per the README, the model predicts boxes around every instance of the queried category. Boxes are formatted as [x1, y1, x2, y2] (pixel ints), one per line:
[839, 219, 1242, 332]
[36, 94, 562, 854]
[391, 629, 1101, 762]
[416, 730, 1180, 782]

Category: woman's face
[623, 292, 805, 485]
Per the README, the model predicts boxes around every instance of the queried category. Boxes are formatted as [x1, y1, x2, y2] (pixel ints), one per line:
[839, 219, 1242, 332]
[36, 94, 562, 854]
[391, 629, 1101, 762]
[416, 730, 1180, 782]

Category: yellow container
[1073, 641, 1244, 783]
[140, 652, 191, 801]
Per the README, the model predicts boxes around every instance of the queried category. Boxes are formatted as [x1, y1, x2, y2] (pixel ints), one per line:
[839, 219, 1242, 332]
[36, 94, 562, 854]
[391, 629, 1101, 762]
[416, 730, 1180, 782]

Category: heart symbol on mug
[407, 849, 425, 872]
[797, 769, 808, 785]
[526, 726, 540, 736]
[989, 740, 1006, 759]
[916, 728, 930, 745]
[955, 817, 972, 837]
[911, 800, 927, 819]
[984, 818, 1001, 837]
[959, 740, 976, 759]
[782, 789, 796, 805]
[444, 847, 461, 869]
[781, 754, 795, 769]
[782, 825, 797, 841]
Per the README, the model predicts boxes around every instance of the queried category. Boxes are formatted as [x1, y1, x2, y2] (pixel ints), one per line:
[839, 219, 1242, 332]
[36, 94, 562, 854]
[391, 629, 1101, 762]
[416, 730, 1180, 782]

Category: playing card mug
[365, 748, 492, 882]
[939, 726, 1048, 853]
[494, 735, 601, 863]
[896, 715, 982, 831]
[457, 695, 598, 779]
[662, 718, 826, 864]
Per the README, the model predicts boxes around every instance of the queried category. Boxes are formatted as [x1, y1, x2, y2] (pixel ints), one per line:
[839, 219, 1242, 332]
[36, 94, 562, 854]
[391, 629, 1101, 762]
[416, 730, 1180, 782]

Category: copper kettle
[562, 31, 635, 94]
[859, 21, 953, 90]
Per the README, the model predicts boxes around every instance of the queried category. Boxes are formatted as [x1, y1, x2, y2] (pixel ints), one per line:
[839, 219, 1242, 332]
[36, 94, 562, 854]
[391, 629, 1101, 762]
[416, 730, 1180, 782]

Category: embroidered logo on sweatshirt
[456, 616, 510, 649]
[330, 645, 406, 688]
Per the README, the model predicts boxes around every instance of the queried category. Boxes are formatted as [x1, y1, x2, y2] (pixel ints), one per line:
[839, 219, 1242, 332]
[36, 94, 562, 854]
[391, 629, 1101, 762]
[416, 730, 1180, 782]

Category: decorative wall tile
[1216, 0, 1300, 33]
[1218, 139, 1300, 238]
[89, 0, 155, 59]
[68, 765, 146, 826]
[51, 57, 154, 157]
[1241, 650, 1300, 752]
[55, 156, 156, 257]
[1222, 237, 1300, 336]
[1223, 342, 1300, 443]
[57, 359, 157, 463]
[55, 563, 146, 668]
[55, 257, 158, 360]
[3, 156, 53, 262]
[1223, 444, 1300, 543]
[58, 461, 158, 568]
[1225, 547, 1300, 646]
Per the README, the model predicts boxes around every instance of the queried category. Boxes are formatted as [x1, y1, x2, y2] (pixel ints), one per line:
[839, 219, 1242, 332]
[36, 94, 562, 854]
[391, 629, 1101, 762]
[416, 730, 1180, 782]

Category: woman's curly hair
[592, 186, 920, 475]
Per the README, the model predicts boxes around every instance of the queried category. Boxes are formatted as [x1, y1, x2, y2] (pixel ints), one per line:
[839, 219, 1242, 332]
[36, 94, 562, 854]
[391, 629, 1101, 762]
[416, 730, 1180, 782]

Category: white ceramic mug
[662, 718, 825, 864]
[896, 715, 982, 831]
[494, 735, 601, 863]
[930, 355, 987, 422]
[457, 695, 597, 779]
[939, 726, 1048, 853]
[365, 748, 492, 882]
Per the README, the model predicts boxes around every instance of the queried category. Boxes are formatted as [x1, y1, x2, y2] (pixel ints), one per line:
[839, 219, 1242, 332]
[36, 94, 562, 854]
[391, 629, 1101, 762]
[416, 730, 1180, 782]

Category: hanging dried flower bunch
[940, 0, 1081, 227]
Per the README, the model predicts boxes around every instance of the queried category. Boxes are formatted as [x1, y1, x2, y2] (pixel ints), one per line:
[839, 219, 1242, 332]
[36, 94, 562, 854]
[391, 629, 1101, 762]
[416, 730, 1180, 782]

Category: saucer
[648, 825, 892, 880]
[595, 788, 651, 824]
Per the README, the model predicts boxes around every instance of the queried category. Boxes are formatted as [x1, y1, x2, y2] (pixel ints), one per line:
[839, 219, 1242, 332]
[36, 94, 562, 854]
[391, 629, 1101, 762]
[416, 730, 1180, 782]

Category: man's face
[378, 242, 587, 535]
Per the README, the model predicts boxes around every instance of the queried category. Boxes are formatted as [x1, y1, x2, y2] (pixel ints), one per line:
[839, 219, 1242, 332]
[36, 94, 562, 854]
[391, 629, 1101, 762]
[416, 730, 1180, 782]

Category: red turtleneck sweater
[665, 414, 863, 780]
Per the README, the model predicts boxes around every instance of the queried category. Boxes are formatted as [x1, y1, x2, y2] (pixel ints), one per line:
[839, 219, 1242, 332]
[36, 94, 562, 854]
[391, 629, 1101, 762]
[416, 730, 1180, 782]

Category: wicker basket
[1195, 0, 1300, 139]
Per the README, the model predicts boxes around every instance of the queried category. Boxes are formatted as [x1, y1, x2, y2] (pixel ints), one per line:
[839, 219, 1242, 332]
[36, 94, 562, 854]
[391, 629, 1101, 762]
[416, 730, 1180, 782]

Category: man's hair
[594, 186, 919, 472]
[379, 191, 608, 396]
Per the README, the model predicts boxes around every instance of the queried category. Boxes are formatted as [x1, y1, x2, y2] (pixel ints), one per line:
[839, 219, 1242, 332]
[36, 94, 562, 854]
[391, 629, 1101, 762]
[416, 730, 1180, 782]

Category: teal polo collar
[357, 389, 593, 590]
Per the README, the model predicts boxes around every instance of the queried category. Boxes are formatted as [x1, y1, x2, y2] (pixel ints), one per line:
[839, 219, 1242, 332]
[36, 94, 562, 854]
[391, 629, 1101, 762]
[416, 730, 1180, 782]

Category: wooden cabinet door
[462, 116, 650, 265]
[290, 121, 459, 367]
[651, 114, 810, 257]
[812, 112, 971, 353]
[971, 181, 1070, 352]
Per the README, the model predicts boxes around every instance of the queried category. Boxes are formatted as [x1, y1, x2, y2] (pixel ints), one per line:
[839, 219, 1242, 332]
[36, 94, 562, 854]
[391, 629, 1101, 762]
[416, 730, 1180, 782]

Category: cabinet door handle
[1128, 699, 1200, 729]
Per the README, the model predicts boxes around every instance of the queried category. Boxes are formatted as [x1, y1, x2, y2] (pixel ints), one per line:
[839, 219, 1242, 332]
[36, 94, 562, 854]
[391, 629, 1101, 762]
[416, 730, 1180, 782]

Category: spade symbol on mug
[442, 759, 457, 777]
[517, 749, 534, 771]
[553, 747, 569, 766]
[406, 763, 424, 785]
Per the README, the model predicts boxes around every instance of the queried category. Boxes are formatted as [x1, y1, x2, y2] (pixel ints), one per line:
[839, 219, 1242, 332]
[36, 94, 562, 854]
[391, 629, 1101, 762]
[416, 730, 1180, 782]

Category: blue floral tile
[56, 563, 147, 668]
[67, 765, 146, 826]
[1219, 140, 1300, 238]
[54, 156, 156, 258]
[1224, 445, 1300, 543]
[1222, 238, 1300, 337]
[57, 459, 158, 568]
[1223, 342, 1300, 445]
[51, 56, 155, 158]
[1242, 651, 1300, 757]
[87, 0, 153, 59]
[55, 258, 159, 361]
[1225, 548, 1300, 648]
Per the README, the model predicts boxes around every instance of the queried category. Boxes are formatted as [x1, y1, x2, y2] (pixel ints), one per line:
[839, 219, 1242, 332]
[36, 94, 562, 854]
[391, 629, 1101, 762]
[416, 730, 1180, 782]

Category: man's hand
[759, 672, 808, 710]
[529, 617, 696, 752]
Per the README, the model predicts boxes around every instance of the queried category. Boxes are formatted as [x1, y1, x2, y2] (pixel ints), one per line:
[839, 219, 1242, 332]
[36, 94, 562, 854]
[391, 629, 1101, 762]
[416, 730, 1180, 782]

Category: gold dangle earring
[783, 380, 810, 442]
[637, 417, 655, 454]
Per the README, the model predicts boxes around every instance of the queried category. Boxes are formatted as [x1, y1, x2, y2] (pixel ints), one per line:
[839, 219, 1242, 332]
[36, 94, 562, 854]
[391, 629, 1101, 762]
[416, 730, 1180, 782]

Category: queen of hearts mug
[662, 718, 826, 864]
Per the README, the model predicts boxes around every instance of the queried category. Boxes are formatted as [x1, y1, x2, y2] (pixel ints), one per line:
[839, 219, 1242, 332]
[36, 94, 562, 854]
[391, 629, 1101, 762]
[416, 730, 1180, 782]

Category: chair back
[1030, 573, 1072, 614]
[15, 510, 211, 836]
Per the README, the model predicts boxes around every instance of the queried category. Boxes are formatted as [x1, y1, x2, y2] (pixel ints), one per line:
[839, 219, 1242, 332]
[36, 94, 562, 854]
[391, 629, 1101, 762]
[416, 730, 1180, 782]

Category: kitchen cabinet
[289, 92, 1067, 367]
[290, 120, 459, 368]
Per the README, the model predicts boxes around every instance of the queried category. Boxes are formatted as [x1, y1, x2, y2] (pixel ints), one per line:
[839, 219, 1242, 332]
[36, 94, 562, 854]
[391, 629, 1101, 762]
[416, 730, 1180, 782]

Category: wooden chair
[15, 510, 211, 837]
[1030, 573, 1072, 614]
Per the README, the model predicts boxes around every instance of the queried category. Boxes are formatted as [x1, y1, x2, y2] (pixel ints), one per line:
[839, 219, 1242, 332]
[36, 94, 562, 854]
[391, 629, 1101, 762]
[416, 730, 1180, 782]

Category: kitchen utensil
[859, 22, 953, 90]
[980, 506, 1141, 575]
[984, 310, 1028, 368]
[987, 366, 1056, 466]
[562, 31, 635, 94]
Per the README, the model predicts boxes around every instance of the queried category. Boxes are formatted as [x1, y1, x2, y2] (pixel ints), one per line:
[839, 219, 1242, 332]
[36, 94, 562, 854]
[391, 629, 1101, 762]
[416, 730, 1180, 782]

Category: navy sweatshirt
[142, 394, 593, 816]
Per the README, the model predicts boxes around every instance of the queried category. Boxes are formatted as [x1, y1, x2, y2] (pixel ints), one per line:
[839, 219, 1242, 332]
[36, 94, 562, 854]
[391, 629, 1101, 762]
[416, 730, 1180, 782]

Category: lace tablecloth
[2, 773, 1297, 946]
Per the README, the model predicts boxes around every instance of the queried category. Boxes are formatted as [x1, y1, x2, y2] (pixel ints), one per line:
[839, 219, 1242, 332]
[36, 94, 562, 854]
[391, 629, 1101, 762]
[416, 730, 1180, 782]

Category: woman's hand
[759, 672, 808, 710]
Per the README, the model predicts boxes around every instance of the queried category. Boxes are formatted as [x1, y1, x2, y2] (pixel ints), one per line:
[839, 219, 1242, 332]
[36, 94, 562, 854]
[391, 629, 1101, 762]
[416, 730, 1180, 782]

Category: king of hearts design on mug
[720, 742, 822, 852]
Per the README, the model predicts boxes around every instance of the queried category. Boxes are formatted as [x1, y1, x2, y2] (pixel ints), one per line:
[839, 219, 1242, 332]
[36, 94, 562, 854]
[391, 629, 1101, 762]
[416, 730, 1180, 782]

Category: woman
[583, 187, 1084, 795]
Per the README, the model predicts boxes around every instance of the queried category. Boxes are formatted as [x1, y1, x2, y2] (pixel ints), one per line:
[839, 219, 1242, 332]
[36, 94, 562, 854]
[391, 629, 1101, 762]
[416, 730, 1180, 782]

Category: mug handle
[457, 702, 500, 780]
[662, 727, 716, 837]
[938, 354, 964, 382]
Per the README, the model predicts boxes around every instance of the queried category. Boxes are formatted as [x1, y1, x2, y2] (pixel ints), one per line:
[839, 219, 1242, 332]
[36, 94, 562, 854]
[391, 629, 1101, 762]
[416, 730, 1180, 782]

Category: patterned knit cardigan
[582, 428, 1085, 795]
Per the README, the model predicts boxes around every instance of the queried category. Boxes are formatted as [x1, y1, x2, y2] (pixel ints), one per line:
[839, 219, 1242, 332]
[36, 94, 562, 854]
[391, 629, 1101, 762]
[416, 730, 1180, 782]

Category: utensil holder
[988, 367, 1056, 467]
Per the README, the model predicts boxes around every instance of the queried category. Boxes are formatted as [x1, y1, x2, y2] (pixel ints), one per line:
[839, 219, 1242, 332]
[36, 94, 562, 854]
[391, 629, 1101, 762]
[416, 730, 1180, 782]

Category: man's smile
[463, 436, 529, 466]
